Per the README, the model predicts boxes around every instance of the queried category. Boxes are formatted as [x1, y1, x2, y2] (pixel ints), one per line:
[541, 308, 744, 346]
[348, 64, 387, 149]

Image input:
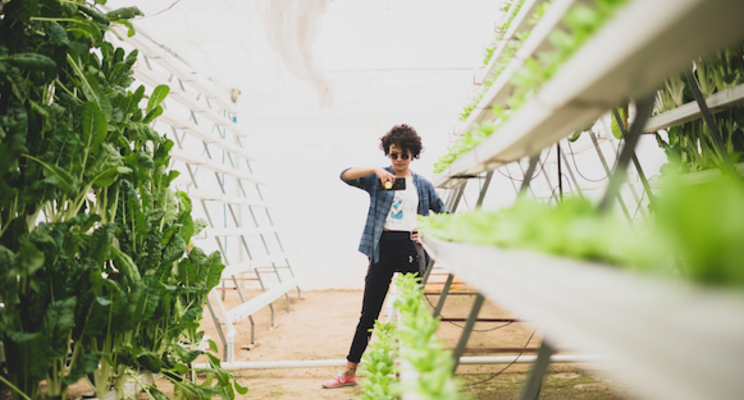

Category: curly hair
[379, 124, 423, 159]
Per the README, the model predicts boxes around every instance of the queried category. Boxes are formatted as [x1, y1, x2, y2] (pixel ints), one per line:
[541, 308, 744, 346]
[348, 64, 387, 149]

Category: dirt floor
[65, 276, 634, 400]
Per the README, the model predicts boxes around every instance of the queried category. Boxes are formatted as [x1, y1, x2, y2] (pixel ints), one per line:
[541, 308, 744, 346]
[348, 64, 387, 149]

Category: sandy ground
[65, 275, 633, 400]
[189, 274, 632, 400]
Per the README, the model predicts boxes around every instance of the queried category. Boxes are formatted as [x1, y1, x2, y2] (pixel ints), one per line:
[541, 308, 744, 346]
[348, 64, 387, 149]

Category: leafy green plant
[0, 2, 245, 399]
[393, 274, 463, 400]
[652, 46, 744, 174]
[419, 197, 667, 269]
[442, 0, 629, 174]
[419, 173, 744, 290]
[358, 321, 398, 400]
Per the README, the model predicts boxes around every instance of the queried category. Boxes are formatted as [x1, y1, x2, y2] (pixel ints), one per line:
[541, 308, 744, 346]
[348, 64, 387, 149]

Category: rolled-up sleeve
[428, 181, 447, 214]
[340, 168, 377, 193]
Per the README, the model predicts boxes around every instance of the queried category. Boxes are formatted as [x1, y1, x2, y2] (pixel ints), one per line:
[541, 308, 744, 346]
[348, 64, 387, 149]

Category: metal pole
[433, 274, 454, 318]
[452, 294, 485, 372]
[519, 155, 540, 197]
[450, 182, 467, 212]
[559, 144, 583, 198]
[515, 340, 557, 400]
[684, 68, 732, 166]
[557, 143, 563, 202]
[421, 259, 436, 285]
[612, 109, 655, 215]
[599, 96, 655, 214]
[589, 131, 632, 223]
[476, 171, 494, 207]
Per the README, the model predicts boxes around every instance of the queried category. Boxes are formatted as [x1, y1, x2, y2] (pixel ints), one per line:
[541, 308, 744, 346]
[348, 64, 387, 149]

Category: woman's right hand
[375, 168, 396, 188]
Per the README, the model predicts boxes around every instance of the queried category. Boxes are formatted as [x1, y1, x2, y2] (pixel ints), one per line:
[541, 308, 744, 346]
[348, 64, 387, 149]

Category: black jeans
[347, 231, 425, 364]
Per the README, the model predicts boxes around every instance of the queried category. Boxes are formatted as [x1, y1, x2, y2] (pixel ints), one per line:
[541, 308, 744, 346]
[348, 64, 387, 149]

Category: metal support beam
[449, 182, 467, 212]
[612, 109, 655, 216]
[515, 339, 556, 400]
[599, 95, 655, 214]
[433, 274, 454, 318]
[589, 131, 632, 223]
[452, 294, 485, 372]
[559, 144, 583, 198]
[557, 143, 563, 202]
[421, 259, 436, 285]
[519, 155, 540, 198]
[476, 171, 494, 207]
[684, 68, 732, 167]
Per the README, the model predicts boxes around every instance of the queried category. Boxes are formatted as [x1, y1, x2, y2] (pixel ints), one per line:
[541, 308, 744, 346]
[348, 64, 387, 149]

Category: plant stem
[0, 375, 33, 400]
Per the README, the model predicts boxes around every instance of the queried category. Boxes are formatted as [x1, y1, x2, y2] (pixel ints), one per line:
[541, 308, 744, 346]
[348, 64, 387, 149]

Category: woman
[322, 124, 447, 389]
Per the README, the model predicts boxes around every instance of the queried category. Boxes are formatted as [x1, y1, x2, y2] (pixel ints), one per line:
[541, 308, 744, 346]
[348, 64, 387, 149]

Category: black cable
[423, 294, 516, 332]
[528, 146, 551, 181]
[465, 327, 538, 387]
[135, 0, 184, 19]
[496, 167, 523, 181]
[566, 140, 609, 182]
[494, 148, 552, 182]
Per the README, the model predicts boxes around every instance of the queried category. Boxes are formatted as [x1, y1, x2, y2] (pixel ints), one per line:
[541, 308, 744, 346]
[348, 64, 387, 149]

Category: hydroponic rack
[422, 237, 744, 400]
[435, 0, 744, 189]
[107, 24, 304, 363]
[422, 0, 744, 399]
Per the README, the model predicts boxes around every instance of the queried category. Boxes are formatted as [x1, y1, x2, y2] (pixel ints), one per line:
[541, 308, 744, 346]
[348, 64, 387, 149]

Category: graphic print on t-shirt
[391, 199, 403, 219]
[384, 176, 418, 232]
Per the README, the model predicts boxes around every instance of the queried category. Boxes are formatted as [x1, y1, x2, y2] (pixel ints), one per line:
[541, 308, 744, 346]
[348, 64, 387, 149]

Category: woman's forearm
[342, 167, 384, 181]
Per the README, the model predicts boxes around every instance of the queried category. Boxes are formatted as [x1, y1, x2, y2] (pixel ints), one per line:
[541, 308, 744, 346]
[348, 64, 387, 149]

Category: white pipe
[210, 289, 236, 363]
[193, 354, 601, 370]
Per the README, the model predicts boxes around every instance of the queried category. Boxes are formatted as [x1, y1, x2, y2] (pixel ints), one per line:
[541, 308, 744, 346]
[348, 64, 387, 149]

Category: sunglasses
[389, 151, 410, 160]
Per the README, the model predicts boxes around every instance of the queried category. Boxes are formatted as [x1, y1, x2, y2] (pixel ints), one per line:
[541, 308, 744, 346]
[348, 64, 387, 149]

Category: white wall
[244, 109, 462, 290]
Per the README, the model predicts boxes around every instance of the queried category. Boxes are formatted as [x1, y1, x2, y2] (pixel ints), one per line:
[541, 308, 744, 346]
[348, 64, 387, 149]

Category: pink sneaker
[321, 372, 357, 389]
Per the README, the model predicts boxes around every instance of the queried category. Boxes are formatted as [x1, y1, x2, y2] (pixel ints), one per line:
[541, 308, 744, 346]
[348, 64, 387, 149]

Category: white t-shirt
[383, 176, 419, 232]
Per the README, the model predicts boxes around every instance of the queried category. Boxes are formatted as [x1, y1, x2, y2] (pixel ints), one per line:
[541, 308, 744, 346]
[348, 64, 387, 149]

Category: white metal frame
[424, 0, 744, 399]
[423, 237, 744, 400]
[435, 0, 744, 188]
[108, 25, 303, 363]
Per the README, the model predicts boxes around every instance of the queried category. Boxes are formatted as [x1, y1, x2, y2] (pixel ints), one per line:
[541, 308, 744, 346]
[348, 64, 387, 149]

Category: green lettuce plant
[358, 321, 398, 400]
[393, 274, 463, 400]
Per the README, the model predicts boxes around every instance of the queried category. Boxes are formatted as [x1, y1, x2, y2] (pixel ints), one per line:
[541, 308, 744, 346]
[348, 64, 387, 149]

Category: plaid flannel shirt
[341, 166, 447, 263]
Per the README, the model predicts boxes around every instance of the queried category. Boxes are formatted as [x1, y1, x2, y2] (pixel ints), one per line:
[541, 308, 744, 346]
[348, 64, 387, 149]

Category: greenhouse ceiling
[104, 0, 504, 116]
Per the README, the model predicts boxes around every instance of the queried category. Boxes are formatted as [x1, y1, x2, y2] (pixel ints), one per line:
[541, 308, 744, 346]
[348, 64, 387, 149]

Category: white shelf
[204, 227, 283, 238]
[647, 163, 744, 189]
[435, 0, 744, 188]
[220, 252, 293, 277]
[644, 83, 744, 133]
[173, 185, 272, 208]
[460, 0, 574, 132]
[133, 63, 249, 137]
[158, 109, 257, 161]
[422, 236, 744, 400]
[170, 148, 265, 185]
[113, 25, 240, 115]
[474, 0, 548, 85]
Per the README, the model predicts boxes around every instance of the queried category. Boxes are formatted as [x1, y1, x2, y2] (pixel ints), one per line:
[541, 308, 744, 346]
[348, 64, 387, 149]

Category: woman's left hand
[411, 229, 421, 244]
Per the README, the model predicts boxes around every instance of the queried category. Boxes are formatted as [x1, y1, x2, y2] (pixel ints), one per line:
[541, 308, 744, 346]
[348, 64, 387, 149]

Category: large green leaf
[146, 85, 170, 115]
[0, 53, 57, 71]
[7, 237, 45, 277]
[81, 101, 108, 153]
[93, 166, 132, 187]
[42, 297, 78, 359]
[105, 6, 143, 21]
[137, 351, 162, 373]
[23, 155, 78, 196]
[160, 234, 187, 268]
